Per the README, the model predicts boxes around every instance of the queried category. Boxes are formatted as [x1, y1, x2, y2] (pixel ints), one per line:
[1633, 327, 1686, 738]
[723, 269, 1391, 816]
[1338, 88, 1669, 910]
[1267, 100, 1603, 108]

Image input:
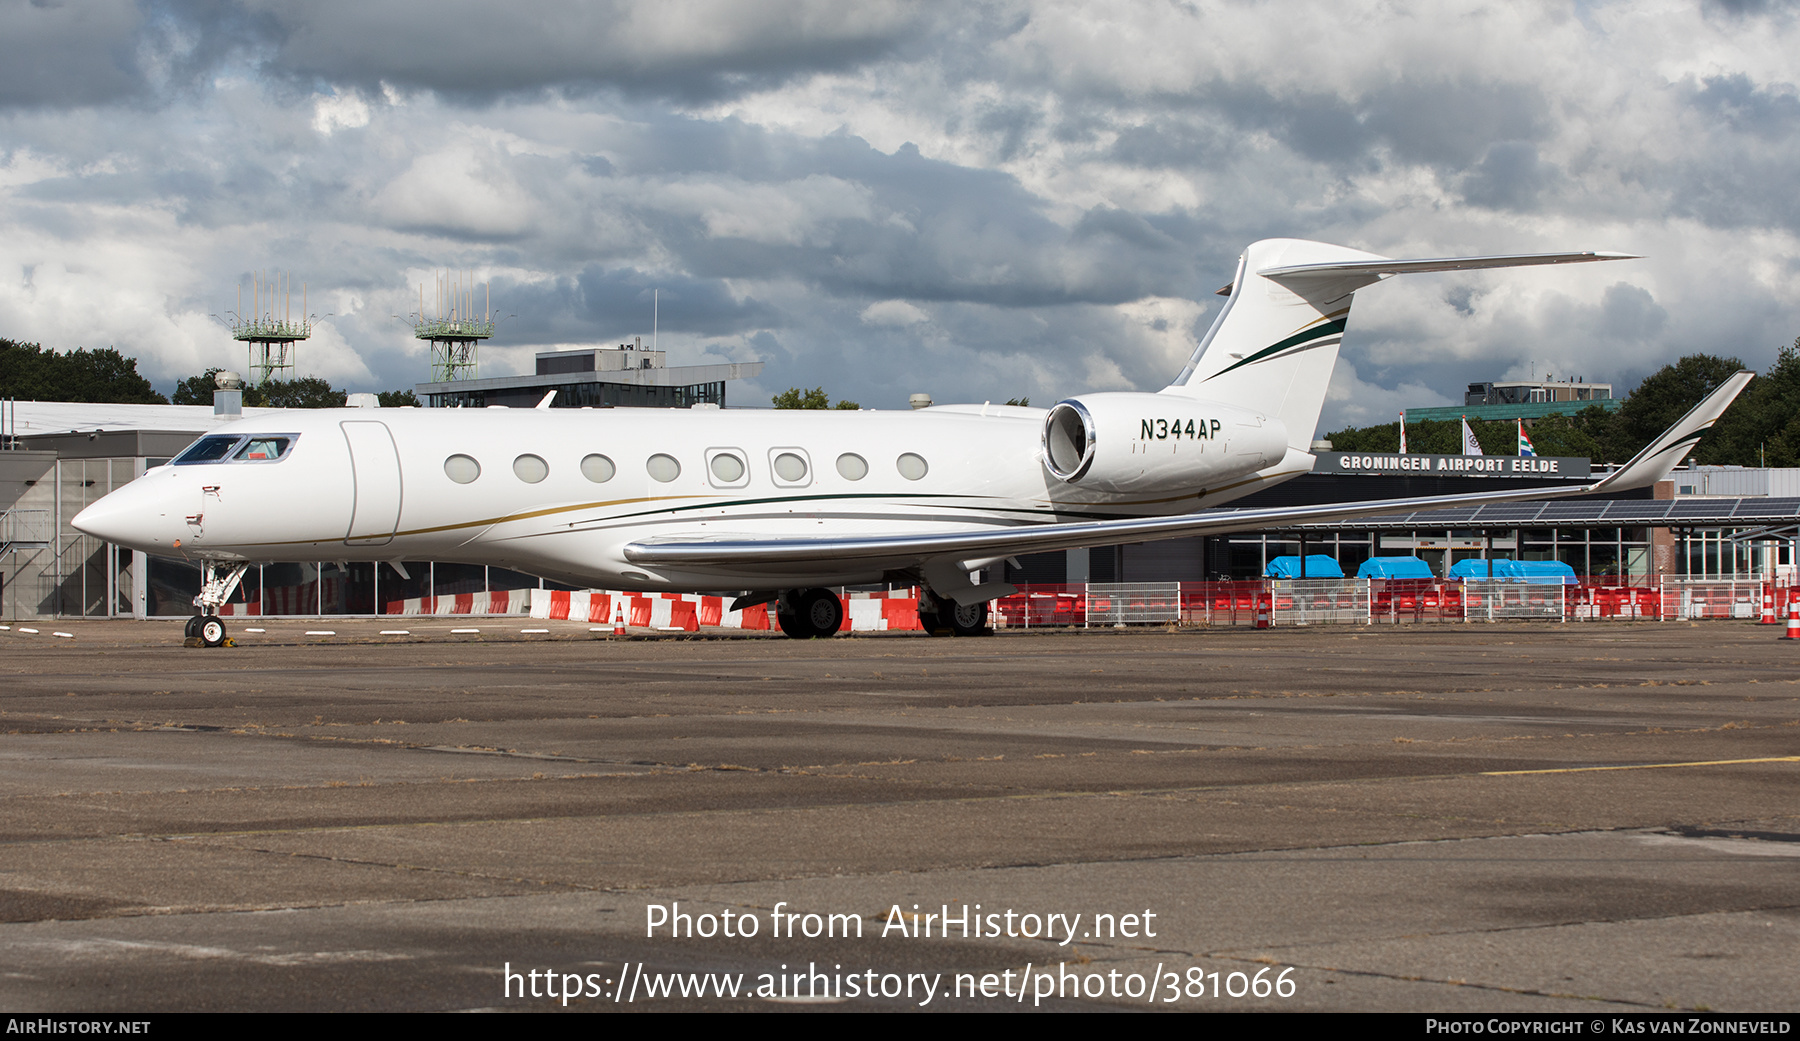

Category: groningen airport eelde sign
[1315, 452, 1591, 479]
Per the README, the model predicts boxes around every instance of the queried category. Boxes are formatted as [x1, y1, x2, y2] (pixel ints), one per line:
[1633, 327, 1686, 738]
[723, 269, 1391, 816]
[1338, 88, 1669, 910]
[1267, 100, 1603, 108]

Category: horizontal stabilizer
[1259, 250, 1637, 284]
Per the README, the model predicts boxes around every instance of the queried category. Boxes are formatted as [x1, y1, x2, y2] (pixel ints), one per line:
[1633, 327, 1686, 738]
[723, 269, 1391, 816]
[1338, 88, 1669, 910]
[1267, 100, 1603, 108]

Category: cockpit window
[232, 436, 295, 462]
[173, 435, 243, 465]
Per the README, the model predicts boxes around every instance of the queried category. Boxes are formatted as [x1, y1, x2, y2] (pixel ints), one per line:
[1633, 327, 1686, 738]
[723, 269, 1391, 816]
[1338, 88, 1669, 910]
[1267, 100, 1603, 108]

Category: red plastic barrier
[882, 598, 921, 630]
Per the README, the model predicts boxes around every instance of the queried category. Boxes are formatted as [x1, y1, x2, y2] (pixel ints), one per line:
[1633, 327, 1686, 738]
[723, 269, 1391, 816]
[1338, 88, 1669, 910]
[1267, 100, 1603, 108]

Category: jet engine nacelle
[1041, 392, 1290, 494]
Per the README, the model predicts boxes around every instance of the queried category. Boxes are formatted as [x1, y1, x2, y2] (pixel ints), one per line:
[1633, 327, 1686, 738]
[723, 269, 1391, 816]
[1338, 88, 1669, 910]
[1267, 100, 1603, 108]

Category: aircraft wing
[625, 371, 1752, 575]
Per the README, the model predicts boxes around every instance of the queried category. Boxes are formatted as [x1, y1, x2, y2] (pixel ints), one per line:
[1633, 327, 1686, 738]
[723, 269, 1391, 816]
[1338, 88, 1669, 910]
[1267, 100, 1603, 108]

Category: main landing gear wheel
[947, 599, 989, 637]
[184, 616, 203, 639]
[918, 591, 989, 636]
[199, 615, 227, 648]
[776, 588, 844, 639]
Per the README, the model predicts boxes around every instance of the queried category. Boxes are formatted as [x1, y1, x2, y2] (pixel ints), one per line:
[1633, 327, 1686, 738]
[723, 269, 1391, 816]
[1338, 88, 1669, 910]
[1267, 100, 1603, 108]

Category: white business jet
[73, 239, 1750, 645]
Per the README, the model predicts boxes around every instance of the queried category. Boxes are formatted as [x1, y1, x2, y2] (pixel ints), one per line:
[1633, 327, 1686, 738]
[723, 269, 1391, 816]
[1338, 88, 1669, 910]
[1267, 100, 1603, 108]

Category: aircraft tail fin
[1163, 239, 1636, 452]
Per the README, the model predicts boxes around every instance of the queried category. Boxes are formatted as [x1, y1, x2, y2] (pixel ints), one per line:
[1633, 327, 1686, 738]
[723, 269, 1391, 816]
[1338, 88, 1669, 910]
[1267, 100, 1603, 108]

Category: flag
[1461, 417, 1483, 456]
[1517, 418, 1537, 457]
[1398, 412, 1407, 454]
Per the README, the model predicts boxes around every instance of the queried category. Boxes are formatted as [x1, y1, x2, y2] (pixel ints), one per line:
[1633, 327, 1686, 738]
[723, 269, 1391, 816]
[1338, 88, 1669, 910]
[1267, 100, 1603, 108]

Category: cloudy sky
[2, 0, 1797, 433]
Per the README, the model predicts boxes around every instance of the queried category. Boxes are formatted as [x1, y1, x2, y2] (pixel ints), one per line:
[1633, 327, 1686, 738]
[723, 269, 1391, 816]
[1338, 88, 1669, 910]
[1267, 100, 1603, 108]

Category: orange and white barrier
[527, 588, 925, 632]
[380, 589, 534, 616]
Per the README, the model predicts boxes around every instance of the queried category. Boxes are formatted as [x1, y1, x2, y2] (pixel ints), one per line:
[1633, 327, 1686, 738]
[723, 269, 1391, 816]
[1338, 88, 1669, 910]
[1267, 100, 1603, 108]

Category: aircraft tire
[796, 588, 843, 638]
[947, 600, 989, 637]
[199, 615, 227, 647]
[184, 616, 203, 638]
[917, 591, 952, 636]
[774, 595, 807, 638]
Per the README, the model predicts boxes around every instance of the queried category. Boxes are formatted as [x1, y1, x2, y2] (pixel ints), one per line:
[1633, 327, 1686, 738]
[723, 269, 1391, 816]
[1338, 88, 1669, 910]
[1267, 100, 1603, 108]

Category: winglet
[1592, 370, 1755, 493]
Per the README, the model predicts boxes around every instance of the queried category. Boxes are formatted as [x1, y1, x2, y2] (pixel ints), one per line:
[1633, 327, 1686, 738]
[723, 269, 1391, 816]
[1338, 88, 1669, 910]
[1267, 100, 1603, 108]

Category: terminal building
[1404, 375, 1623, 425]
[415, 342, 762, 410]
[1007, 451, 1799, 588]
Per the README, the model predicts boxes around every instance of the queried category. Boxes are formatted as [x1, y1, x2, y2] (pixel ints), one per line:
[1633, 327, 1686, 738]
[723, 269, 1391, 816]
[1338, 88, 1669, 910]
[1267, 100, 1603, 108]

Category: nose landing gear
[185, 561, 247, 648]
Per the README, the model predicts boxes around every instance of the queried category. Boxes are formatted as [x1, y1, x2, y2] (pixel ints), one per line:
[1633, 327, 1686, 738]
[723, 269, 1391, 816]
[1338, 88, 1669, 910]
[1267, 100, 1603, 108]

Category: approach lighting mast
[409, 271, 495, 382]
[228, 272, 312, 386]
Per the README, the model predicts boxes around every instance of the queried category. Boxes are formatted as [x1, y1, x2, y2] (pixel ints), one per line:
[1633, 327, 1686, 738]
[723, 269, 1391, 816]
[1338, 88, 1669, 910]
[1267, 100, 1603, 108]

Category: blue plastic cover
[1449, 557, 1511, 580]
[1448, 558, 1578, 584]
[1355, 556, 1436, 579]
[1264, 554, 1345, 578]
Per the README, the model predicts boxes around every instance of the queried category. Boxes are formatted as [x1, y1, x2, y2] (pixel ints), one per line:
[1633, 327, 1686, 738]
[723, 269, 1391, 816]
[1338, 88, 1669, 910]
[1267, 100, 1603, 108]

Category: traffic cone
[1761, 585, 1776, 625]
[1784, 601, 1800, 641]
[1255, 594, 1270, 629]
[611, 595, 627, 637]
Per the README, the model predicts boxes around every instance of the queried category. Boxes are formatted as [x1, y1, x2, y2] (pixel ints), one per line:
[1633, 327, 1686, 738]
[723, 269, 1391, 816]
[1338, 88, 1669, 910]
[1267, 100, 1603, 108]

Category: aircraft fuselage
[75, 400, 1292, 592]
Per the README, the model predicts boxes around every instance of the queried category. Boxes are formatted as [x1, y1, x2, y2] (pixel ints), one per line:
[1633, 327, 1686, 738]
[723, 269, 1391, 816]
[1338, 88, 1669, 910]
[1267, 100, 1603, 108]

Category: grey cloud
[487, 267, 781, 347]
[1687, 73, 1800, 139]
[0, 0, 142, 107]
[1098, 77, 1550, 174]
[206, 0, 929, 104]
[1703, 0, 1800, 15]
[0, 1, 930, 111]
[1459, 141, 1561, 210]
[1107, 117, 1233, 169]
[1661, 74, 1800, 229]
[607, 122, 1203, 307]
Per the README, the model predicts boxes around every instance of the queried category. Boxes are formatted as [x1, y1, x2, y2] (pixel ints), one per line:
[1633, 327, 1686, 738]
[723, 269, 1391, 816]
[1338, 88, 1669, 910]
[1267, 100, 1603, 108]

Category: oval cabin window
[444, 454, 481, 484]
[646, 454, 682, 483]
[710, 454, 746, 482]
[773, 452, 808, 482]
[513, 454, 549, 484]
[580, 454, 616, 483]
[836, 453, 868, 480]
[896, 453, 928, 481]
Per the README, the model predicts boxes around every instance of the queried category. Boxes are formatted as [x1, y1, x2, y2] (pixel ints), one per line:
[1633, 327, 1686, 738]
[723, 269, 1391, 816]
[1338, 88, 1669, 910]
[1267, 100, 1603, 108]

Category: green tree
[1005, 397, 1031, 407]
[1525, 409, 1605, 461]
[1696, 338, 1800, 467]
[171, 368, 225, 406]
[773, 386, 858, 410]
[0, 339, 167, 403]
[175, 369, 417, 410]
[1611, 354, 1746, 464]
[254, 377, 346, 409]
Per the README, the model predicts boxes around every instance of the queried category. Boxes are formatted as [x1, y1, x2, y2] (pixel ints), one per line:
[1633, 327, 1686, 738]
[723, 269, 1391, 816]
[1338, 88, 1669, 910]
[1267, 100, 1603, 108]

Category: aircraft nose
[72, 480, 168, 551]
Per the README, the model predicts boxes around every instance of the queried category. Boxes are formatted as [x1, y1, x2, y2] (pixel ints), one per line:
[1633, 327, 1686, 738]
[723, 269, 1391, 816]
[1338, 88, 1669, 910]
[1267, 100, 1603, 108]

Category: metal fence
[990, 577, 1795, 629]
[1463, 580, 1568, 621]
[1084, 582, 1183, 626]
[1657, 578, 1764, 621]
[1268, 579, 1371, 625]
